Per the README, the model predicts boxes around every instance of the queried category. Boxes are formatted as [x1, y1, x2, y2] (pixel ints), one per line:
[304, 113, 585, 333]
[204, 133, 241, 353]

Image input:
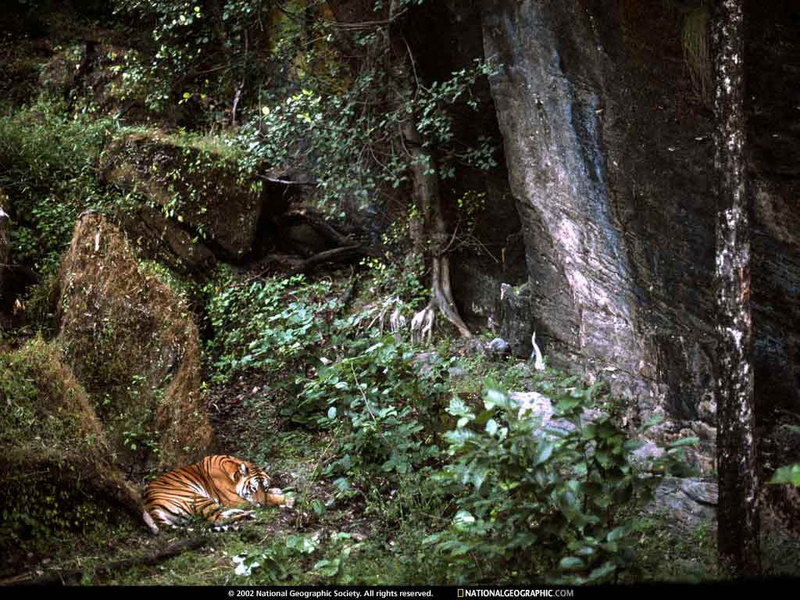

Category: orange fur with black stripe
[144, 455, 293, 529]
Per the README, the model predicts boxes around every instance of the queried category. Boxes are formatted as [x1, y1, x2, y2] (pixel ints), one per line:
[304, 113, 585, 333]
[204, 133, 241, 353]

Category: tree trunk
[387, 1, 472, 340]
[713, 0, 760, 576]
[0, 194, 12, 329]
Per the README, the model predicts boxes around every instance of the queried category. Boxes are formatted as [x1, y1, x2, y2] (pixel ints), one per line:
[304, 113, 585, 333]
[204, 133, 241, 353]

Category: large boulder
[0, 338, 150, 548]
[55, 212, 213, 473]
[101, 130, 290, 261]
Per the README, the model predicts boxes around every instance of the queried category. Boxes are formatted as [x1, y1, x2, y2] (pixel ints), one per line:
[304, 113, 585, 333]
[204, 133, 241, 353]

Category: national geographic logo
[458, 590, 574, 598]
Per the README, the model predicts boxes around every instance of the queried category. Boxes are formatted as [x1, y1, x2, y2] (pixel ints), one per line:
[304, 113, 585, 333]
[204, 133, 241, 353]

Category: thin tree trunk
[387, 1, 472, 340]
[1, 195, 13, 329]
[713, 0, 760, 576]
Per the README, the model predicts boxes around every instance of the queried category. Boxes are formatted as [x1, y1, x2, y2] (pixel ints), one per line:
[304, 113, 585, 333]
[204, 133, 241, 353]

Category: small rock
[486, 337, 511, 355]
[448, 366, 466, 378]
[630, 441, 665, 470]
[648, 477, 718, 529]
[680, 478, 718, 506]
[691, 421, 716, 441]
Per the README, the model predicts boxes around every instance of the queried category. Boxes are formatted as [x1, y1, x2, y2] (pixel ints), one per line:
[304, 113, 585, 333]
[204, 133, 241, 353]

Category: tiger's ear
[232, 462, 248, 483]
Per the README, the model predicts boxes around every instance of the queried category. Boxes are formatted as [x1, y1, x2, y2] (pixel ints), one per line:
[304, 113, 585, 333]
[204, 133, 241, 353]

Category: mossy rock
[115, 204, 217, 274]
[101, 130, 288, 260]
[0, 338, 146, 546]
[55, 213, 213, 473]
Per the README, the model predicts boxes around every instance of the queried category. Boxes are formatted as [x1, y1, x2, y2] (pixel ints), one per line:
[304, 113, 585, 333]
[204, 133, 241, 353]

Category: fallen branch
[293, 245, 365, 274]
[284, 210, 357, 248]
[3, 536, 209, 586]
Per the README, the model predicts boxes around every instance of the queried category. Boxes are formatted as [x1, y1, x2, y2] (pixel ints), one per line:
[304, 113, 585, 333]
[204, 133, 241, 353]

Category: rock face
[101, 131, 290, 261]
[56, 213, 213, 473]
[480, 0, 800, 444]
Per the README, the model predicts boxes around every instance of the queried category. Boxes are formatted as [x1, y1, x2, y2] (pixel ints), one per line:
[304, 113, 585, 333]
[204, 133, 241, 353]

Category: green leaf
[607, 526, 627, 542]
[588, 561, 617, 581]
[287, 534, 318, 554]
[311, 499, 326, 516]
[365, 341, 384, 353]
[639, 414, 665, 431]
[559, 556, 584, 572]
[484, 387, 508, 410]
[472, 466, 490, 490]
[554, 395, 581, 414]
[668, 437, 699, 448]
[312, 558, 340, 577]
[447, 396, 474, 418]
[453, 510, 477, 530]
[486, 419, 498, 436]
[534, 440, 555, 466]
[769, 464, 800, 487]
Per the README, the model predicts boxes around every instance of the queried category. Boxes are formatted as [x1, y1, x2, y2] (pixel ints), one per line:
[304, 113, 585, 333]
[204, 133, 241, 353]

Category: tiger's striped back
[144, 455, 293, 529]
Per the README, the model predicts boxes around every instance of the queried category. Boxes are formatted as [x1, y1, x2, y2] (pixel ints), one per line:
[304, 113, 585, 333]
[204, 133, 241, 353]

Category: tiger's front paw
[267, 488, 294, 509]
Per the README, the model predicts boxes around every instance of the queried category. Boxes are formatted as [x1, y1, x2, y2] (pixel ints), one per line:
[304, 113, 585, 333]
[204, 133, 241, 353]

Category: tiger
[143, 455, 294, 530]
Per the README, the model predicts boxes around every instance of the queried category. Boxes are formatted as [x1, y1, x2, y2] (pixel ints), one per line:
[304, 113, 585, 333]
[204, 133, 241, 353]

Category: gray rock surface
[649, 477, 718, 530]
[481, 0, 800, 441]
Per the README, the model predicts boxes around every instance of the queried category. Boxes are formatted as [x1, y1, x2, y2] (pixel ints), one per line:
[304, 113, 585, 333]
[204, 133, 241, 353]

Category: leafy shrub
[300, 335, 453, 482]
[204, 270, 342, 385]
[0, 97, 118, 272]
[239, 58, 497, 211]
[424, 384, 688, 584]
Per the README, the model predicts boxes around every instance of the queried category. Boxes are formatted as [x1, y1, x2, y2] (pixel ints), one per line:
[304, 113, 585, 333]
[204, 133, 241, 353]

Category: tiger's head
[231, 460, 272, 507]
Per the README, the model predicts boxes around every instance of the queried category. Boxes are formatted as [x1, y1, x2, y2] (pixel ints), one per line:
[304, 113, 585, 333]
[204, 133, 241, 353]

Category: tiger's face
[232, 460, 272, 507]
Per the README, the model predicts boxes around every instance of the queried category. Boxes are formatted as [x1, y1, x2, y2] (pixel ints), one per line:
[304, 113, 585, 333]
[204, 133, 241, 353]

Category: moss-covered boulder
[55, 212, 213, 472]
[101, 130, 289, 260]
[0, 338, 149, 547]
[116, 203, 217, 274]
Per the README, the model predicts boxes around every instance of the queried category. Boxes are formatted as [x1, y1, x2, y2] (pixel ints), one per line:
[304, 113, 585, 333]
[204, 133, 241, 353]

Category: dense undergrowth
[152, 261, 706, 584]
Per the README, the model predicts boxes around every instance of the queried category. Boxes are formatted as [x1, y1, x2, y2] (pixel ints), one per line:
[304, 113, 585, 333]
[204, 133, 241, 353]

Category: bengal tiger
[144, 455, 294, 530]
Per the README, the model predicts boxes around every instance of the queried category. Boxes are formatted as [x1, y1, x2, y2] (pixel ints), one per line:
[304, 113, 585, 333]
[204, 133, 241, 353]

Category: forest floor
[2, 265, 800, 586]
[4, 357, 800, 585]
[2, 374, 455, 586]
